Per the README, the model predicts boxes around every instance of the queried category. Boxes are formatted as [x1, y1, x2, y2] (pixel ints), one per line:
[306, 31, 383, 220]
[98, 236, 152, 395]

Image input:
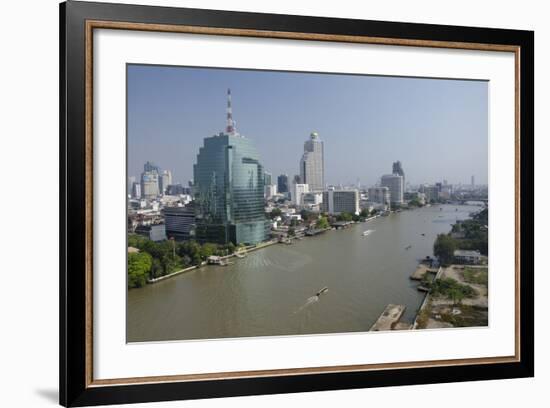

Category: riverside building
[381, 174, 404, 207]
[322, 189, 360, 215]
[193, 89, 270, 245]
[163, 205, 196, 240]
[368, 186, 391, 208]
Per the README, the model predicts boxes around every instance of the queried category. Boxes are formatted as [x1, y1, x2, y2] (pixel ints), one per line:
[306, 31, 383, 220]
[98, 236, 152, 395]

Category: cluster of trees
[335, 209, 371, 223]
[127, 234, 241, 288]
[408, 198, 424, 207]
[128, 252, 153, 288]
[315, 216, 330, 230]
[429, 277, 476, 305]
[433, 208, 489, 265]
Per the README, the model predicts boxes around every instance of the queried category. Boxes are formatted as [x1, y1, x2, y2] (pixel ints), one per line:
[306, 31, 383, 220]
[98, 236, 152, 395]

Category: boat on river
[362, 229, 373, 236]
[316, 287, 329, 296]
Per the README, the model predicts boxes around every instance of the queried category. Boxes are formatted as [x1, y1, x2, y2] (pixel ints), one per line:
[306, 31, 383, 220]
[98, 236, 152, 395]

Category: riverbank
[414, 265, 488, 329]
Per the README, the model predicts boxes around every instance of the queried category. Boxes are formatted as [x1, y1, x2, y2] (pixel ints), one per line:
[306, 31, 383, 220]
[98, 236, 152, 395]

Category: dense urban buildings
[321, 189, 360, 215]
[381, 174, 404, 206]
[299, 132, 324, 191]
[192, 89, 269, 245]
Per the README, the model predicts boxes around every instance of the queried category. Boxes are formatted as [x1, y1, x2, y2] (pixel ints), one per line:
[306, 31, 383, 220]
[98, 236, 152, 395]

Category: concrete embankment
[148, 264, 200, 283]
[369, 304, 406, 331]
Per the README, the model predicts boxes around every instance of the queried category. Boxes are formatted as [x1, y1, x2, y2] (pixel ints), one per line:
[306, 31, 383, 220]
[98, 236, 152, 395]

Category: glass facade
[194, 133, 269, 245]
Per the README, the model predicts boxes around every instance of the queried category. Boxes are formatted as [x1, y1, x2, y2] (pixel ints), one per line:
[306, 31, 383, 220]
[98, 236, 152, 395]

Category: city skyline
[128, 64, 488, 187]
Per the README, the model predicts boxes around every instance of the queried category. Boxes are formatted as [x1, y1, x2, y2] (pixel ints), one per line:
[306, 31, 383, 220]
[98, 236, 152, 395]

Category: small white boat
[362, 229, 373, 236]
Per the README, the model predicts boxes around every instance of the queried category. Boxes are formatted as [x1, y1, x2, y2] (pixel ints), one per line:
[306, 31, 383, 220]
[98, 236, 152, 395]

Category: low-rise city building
[163, 205, 196, 240]
[135, 223, 166, 242]
[453, 249, 484, 264]
[291, 183, 310, 206]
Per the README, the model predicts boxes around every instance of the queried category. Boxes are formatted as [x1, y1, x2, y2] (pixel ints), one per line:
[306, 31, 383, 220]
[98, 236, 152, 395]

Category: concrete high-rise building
[421, 185, 439, 203]
[368, 186, 390, 207]
[160, 170, 172, 195]
[127, 176, 136, 196]
[141, 171, 159, 198]
[140, 161, 161, 198]
[193, 89, 269, 245]
[392, 161, 405, 193]
[471, 175, 475, 189]
[264, 172, 272, 187]
[131, 182, 141, 199]
[299, 132, 324, 191]
[381, 174, 404, 206]
[291, 183, 310, 206]
[322, 189, 360, 215]
[265, 184, 277, 199]
[277, 174, 289, 193]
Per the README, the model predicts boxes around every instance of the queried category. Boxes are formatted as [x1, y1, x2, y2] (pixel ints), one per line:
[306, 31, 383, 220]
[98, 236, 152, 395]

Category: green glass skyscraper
[193, 89, 269, 245]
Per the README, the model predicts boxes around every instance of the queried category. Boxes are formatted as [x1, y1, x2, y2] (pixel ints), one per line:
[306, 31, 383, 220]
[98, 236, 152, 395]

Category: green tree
[316, 216, 330, 229]
[269, 208, 282, 219]
[128, 252, 153, 288]
[336, 212, 353, 222]
[359, 208, 370, 218]
[150, 258, 163, 279]
[288, 227, 296, 236]
[200, 243, 218, 260]
[433, 234, 457, 265]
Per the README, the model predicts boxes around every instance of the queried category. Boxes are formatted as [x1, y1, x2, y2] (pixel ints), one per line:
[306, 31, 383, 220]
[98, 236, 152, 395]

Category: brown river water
[127, 204, 478, 342]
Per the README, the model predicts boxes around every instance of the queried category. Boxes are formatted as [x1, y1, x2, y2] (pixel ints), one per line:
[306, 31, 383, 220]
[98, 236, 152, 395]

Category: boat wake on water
[294, 287, 328, 314]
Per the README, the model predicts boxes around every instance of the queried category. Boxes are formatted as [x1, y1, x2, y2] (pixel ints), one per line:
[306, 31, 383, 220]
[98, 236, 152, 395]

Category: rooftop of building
[453, 249, 482, 257]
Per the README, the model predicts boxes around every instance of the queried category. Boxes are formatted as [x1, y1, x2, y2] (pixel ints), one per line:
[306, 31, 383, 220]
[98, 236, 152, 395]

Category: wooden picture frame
[60, 1, 534, 406]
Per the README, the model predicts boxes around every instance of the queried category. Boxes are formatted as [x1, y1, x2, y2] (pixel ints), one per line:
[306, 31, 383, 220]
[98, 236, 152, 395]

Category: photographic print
[60, 4, 533, 404]
[126, 65, 489, 343]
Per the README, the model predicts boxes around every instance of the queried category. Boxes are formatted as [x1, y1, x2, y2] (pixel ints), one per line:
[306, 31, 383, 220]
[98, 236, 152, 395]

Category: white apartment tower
[299, 132, 324, 192]
[381, 174, 404, 206]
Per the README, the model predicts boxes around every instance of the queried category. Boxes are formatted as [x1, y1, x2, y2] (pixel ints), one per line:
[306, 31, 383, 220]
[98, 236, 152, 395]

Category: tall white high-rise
[381, 174, 404, 206]
[299, 132, 324, 191]
[160, 170, 172, 195]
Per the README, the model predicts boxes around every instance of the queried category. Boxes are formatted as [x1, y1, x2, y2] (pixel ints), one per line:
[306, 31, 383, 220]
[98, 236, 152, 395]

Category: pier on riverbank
[370, 304, 407, 331]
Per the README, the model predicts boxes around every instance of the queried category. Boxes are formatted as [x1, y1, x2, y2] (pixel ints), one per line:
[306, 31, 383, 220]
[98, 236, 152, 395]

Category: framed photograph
[60, 1, 534, 406]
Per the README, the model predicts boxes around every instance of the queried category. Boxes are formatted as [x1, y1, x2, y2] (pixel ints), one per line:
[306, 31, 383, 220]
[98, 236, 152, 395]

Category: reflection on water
[127, 204, 477, 342]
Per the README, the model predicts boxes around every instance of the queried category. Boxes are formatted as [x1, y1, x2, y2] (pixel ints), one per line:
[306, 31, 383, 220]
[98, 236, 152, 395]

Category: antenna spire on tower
[226, 88, 237, 135]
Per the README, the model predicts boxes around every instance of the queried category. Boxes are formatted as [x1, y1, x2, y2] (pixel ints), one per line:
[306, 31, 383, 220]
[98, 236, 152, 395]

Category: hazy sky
[127, 64, 488, 187]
